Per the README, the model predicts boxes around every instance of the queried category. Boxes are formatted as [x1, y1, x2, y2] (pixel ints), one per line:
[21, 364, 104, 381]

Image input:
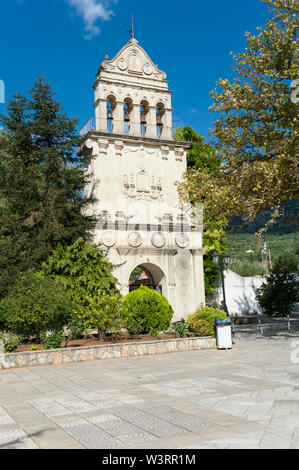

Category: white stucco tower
[79, 37, 205, 320]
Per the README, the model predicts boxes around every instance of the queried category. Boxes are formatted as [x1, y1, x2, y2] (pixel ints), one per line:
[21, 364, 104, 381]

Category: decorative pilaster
[94, 99, 107, 132]
[130, 104, 141, 136]
[191, 249, 206, 307]
[162, 108, 173, 140]
[113, 101, 124, 134]
[147, 106, 157, 138]
[167, 250, 177, 309]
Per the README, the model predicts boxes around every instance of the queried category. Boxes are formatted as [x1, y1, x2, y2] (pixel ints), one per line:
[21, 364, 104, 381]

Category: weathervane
[128, 15, 134, 39]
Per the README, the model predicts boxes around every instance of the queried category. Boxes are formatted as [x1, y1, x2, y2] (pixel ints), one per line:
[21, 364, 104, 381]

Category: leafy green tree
[3, 271, 75, 339]
[42, 238, 119, 312]
[174, 126, 225, 296]
[256, 256, 298, 316]
[178, 0, 298, 234]
[0, 78, 95, 298]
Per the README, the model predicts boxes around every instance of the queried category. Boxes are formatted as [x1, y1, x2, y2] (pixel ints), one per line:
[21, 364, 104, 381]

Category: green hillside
[225, 232, 299, 277]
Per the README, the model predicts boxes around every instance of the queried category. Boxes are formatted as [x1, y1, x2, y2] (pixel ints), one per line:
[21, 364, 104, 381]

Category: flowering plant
[83, 292, 123, 340]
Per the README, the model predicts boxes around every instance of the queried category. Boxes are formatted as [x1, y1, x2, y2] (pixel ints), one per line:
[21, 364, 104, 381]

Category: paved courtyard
[0, 334, 298, 449]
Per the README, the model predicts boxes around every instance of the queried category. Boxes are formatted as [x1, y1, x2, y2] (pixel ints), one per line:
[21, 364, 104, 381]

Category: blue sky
[0, 0, 270, 140]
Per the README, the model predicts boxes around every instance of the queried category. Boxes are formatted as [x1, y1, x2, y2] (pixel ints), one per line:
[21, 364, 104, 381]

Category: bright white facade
[79, 37, 205, 320]
[214, 270, 264, 315]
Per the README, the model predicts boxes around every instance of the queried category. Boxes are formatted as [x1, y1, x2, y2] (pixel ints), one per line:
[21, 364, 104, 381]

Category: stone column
[94, 99, 107, 132]
[162, 108, 173, 140]
[130, 104, 140, 136]
[147, 106, 157, 138]
[191, 249, 206, 308]
[113, 101, 124, 134]
[167, 250, 177, 313]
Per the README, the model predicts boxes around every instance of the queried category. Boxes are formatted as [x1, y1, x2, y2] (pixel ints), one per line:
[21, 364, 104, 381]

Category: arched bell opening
[124, 97, 133, 135]
[140, 100, 149, 137]
[106, 94, 116, 133]
[156, 102, 165, 138]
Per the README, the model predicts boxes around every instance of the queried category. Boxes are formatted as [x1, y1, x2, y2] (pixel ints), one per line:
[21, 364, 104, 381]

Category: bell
[156, 114, 163, 125]
[140, 112, 147, 124]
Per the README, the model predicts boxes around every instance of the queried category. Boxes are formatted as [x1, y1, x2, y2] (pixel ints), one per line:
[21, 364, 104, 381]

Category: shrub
[84, 292, 124, 340]
[3, 271, 75, 339]
[172, 320, 188, 338]
[41, 238, 120, 312]
[186, 307, 227, 337]
[66, 309, 87, 340]
[40, 331, 63, 350]
[256, 257, 298, 316]
[0, 332, 24, 353]
[121, 286, 173, 336]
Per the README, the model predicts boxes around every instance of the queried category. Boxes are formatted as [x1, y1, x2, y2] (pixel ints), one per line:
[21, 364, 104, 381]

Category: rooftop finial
[128, 15, 134, 39]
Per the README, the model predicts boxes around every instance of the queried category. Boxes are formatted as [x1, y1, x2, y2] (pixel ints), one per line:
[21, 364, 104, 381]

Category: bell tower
[79, 37, 205, 320]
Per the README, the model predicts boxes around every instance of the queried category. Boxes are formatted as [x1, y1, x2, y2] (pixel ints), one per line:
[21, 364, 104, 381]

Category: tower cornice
[77, 131, 191, 156]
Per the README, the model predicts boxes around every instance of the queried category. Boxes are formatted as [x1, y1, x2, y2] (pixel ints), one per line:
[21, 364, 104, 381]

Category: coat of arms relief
[122, 169, 163, 201]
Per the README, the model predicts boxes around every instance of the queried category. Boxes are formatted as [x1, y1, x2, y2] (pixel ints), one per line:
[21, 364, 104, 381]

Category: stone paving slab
[0, 335, 298, 448]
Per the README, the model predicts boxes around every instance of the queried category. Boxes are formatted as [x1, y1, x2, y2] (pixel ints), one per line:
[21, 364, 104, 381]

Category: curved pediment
[99, 38, 167, 81]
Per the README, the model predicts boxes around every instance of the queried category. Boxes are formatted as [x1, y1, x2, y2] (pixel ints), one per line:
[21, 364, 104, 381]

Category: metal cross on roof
[128, 15, 134, 39]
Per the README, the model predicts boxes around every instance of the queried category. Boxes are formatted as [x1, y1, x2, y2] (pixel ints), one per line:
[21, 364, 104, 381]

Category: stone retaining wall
[0, 336, 216, 370]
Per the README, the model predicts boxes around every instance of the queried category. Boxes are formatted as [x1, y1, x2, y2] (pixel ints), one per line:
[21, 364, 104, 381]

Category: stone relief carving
[101, 62, 116, 72]
[117, 58, 127, 71]
[151, 232, 166, 248]
[143, 63, 153, 75]
[125, 145, 157, 157]
[98, 38, 167, 86]
[114, 140, 124, 156]
[161, 146, 169, 160]
[175, 233, 190, 249]
[98, 139, 109, 155]
[122, 169, 163, 201]
[128, 232, 142, 247]
[128, 51, 142, 73]
[101, 231, 116, 248]
[174, 147, 184, 162]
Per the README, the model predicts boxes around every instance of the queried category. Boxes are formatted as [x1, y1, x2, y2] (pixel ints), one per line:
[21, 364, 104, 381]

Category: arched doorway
[128, 263, 165, 295]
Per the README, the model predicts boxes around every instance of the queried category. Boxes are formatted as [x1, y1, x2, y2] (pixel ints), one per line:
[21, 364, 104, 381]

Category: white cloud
[66, 0, 115, 39]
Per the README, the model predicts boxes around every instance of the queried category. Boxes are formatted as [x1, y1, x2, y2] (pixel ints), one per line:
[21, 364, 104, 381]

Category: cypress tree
[0, 78, 95, 298]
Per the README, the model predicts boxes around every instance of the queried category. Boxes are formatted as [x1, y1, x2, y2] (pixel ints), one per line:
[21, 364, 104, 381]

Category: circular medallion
[128, 231, 142, 247]
[117, 58, 127, 71]
[101, 231, 116, 247]
[151, 232, 166, 248]
[143, 63, 153, 75]
[175, 233, 189, 249]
